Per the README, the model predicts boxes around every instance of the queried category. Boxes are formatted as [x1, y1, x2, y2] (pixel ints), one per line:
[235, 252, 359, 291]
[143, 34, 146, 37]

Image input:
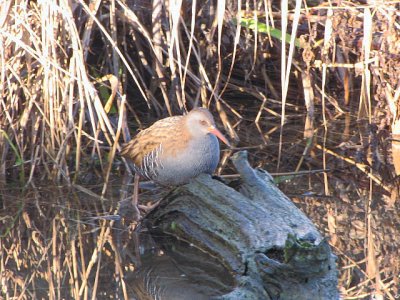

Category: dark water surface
[0, 181, 235, 299]
[1, 111, 399, 299]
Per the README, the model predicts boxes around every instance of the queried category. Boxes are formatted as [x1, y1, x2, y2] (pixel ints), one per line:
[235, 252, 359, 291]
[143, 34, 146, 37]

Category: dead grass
[1, 0, 400, 298]
[0, 184, 134, 299]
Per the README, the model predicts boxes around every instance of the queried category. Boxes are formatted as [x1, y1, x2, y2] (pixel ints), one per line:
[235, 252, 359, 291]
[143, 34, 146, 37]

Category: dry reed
[1, 0, 400, 299]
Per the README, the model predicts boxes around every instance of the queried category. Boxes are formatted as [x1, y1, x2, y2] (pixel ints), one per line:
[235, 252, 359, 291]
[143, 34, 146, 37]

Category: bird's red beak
[208, 126, 230, 147]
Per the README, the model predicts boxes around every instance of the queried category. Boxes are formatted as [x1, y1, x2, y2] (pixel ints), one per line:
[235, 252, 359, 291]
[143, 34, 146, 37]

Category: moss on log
[144, 151, 339, 299]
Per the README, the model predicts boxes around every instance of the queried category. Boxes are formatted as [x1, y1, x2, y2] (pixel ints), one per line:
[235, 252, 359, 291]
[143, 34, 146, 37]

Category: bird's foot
[138, 200, 161, 213]
[118, 199, 141, 222]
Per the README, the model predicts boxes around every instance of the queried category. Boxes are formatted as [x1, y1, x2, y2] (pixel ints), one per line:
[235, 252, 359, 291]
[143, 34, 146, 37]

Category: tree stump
[144, 151, 339, 299]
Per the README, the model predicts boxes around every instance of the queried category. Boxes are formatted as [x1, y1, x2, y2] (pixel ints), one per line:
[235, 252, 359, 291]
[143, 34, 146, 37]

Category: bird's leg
[138, 200, 161, 212]
[132, 173, 141, 219]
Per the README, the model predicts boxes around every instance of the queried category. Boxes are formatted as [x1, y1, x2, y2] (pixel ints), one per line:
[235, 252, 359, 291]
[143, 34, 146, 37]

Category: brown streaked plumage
[120, 116, 189, 169]
[121, 107, 230, 219]
[121, 107, 230, 186]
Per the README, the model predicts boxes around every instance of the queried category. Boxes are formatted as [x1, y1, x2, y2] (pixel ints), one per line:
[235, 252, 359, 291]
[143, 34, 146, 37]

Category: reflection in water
[0, 182, 234, 299]
[123, 232, 234, 299]
[1, 112, 400, 298]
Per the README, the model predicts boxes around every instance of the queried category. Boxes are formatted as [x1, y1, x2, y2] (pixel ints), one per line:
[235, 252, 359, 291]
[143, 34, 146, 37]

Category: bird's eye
[199, 120, 207, 126]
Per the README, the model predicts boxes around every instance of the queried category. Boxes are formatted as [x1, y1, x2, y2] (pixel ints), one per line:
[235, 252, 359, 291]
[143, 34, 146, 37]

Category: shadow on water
[1, 110, 400, 299]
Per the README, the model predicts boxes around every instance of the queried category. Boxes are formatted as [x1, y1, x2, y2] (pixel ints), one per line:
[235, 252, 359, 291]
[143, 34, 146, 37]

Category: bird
[121, 107, 230, 217]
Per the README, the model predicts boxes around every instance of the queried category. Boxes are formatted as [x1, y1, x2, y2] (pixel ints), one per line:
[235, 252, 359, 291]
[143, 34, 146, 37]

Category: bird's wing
[120, 116, 186, 168]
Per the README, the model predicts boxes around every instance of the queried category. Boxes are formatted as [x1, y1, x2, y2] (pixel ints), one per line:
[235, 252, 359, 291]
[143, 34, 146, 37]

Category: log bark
[144, 151, 339, 299]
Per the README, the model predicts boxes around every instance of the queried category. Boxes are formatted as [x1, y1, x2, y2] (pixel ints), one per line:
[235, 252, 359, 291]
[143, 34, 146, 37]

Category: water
[1, 112, 399, 299]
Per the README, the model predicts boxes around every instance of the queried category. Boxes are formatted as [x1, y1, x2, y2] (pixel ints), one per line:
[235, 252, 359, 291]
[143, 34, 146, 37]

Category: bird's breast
[145, 134, 220, 186]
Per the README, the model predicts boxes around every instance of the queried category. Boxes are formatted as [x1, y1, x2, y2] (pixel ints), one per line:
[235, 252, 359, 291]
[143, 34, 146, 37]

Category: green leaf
[236, 18, 303, 48]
